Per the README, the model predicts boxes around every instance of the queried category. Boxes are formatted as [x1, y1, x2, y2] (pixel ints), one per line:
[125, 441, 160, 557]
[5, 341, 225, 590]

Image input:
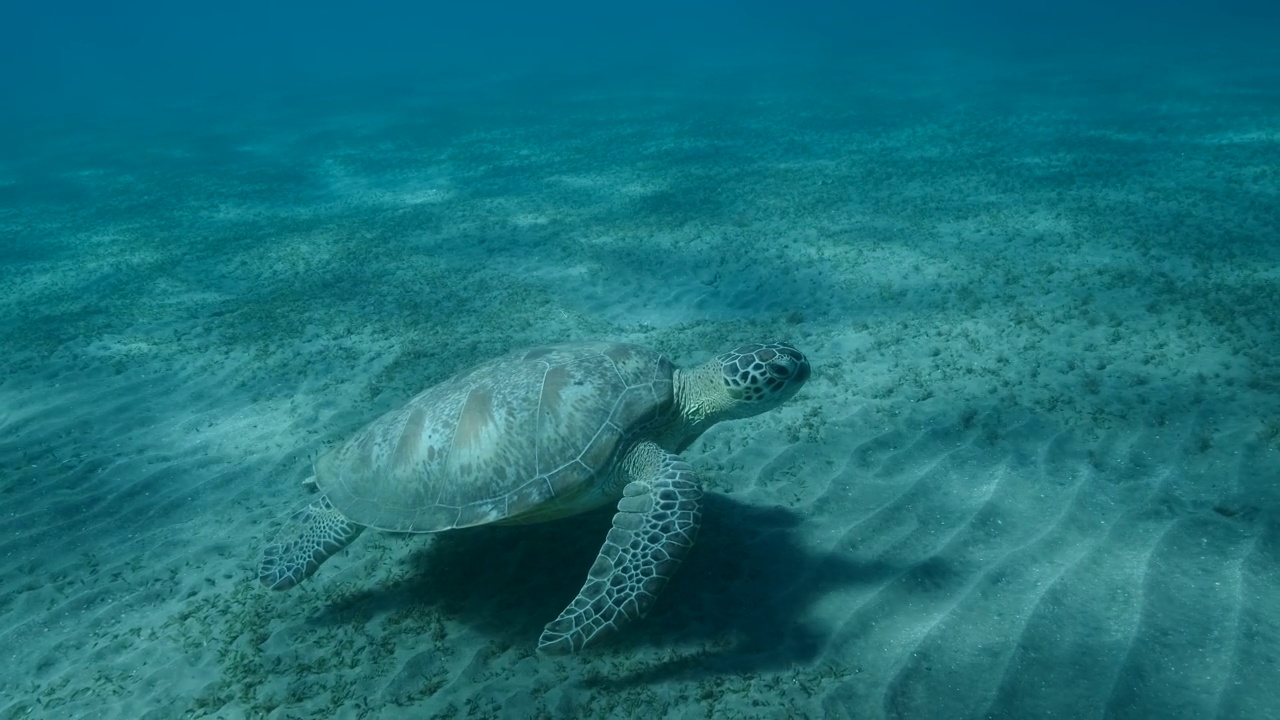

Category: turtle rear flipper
[259, 497, 365, 591]
[538, 445, 702, 653]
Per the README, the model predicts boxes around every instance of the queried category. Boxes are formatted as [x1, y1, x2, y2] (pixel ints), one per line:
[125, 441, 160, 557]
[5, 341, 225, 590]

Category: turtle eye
[768, 362, 792, 378]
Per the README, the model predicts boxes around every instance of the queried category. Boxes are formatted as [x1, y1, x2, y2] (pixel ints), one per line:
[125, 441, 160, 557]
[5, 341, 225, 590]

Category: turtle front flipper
[259, 496, 366, 591]
[538, 444, 703, 653]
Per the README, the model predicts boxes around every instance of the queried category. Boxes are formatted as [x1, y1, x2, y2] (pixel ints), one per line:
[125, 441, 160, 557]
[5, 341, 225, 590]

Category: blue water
[2, 2, 1278, 718]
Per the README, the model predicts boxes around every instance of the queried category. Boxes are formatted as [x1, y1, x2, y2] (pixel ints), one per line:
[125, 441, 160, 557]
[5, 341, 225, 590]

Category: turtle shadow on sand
[312, 492, 891, 685]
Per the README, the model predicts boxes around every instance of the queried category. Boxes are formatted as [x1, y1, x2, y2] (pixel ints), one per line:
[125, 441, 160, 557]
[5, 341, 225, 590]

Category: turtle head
[714, 342, 811, 417]
[670, 341, 810, 450]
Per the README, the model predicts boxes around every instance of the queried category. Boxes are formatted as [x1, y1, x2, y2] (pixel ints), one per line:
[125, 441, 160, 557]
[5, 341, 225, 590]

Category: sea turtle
[259, 340, 810, 653]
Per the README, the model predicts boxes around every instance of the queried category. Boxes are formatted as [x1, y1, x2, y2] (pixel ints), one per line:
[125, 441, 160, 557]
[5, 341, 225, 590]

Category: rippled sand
[2, 60, 1278, 719]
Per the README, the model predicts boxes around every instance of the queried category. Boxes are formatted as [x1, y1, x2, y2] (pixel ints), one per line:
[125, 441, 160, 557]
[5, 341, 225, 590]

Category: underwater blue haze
[1, 0, 1278, 718]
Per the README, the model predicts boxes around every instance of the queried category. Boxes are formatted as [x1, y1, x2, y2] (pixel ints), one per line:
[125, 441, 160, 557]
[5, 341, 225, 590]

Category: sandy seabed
[1, 55, 1278, 719]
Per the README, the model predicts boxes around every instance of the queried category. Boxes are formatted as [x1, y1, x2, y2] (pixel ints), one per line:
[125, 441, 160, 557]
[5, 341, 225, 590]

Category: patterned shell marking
[312, 343, 676, 532]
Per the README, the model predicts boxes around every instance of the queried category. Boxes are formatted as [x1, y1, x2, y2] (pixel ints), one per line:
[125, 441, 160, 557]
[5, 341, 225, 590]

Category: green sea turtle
[259, 340, 810, 652]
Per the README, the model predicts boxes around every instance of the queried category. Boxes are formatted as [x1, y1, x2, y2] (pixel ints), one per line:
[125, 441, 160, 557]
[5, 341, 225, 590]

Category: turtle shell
[312, 342, 677, 532]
